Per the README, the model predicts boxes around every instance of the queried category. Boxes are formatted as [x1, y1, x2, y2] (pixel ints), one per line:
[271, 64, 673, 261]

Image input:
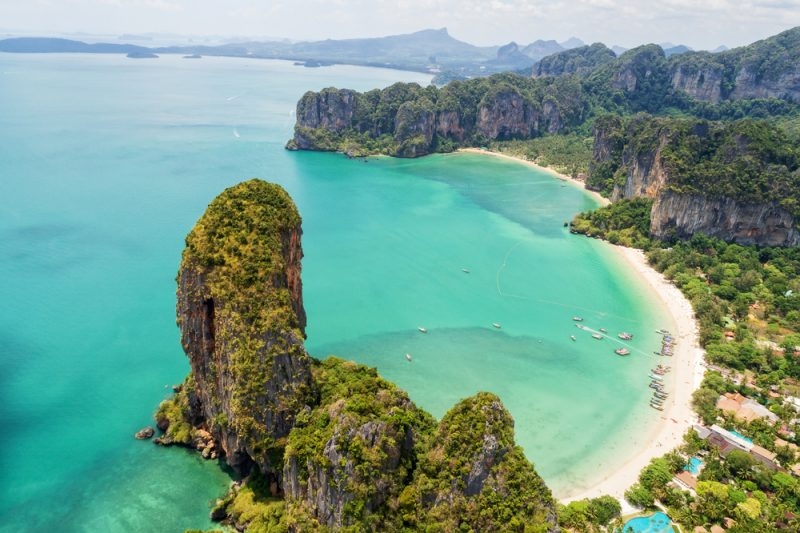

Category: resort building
[716, 392, 780, 424]
[673, 471, 698, 493]
[749, 444, 778, 470]
[693, 425, 780, 470]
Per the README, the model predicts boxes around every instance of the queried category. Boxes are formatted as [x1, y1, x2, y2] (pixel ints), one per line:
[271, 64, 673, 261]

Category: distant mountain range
[0, 28, 709, 79]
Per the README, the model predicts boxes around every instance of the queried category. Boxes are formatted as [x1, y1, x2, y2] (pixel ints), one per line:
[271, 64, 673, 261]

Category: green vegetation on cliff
[166, 180, 558, 532]
[570, 198, 653, 247]
[177, 179, 315, 470]
[406, 392, 556, 532]
[586, 114, 800, 218]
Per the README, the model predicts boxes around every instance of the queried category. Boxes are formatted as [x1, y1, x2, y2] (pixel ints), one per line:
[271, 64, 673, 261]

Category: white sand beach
[563, 246, 706, 511]
[461, 147, 706, 510]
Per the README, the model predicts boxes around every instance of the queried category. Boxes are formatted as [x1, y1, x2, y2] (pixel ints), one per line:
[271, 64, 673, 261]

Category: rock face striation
[650, 192, 800, 246]
[287, 75, 583, 158]
[159, 179, 559, 531]
[174, 179, 315, 477]
[588, 115, 800, 246]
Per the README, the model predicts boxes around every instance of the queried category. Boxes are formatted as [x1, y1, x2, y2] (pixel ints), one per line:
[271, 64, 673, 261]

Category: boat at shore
[615, 348, 630, 356]
[650, 403, 664, 411]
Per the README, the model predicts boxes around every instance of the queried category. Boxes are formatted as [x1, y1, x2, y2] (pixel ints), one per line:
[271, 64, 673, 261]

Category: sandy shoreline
[562, 246, 705, 509]
[460, 147, 705, 509]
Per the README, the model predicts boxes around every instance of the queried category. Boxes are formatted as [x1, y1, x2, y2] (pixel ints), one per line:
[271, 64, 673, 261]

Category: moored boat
[592, 333, 603, 340]
[570, 335, 576, 341]
[572, 316, 583, 321]
[405, 353, 412, 362]
[615, 348, 630, 356]
[618, 332, 633, 340]
[492, 322, 501, 329]
[418, 326, 427, 333]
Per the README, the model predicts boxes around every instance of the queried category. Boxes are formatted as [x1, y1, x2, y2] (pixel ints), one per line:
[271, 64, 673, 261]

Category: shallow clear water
[0, 53, 672, 531]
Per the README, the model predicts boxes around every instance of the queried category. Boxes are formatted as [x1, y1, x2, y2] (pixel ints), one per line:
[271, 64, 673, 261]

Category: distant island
[0, 28, 700, 79]
[126, 51, 157, 59]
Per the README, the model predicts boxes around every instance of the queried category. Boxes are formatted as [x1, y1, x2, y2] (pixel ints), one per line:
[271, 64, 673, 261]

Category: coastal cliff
[531, 27, 800, 106]
[287, 74, 586, 157]
[587, 115, 800, 246]
[157, 179, 559, 531]
[650, 192, 800, 246]
[168, 179, 315, 478]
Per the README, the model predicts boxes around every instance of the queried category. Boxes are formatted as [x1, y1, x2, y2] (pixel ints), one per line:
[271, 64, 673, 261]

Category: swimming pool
[729, 429, 753, 443]
[621, 511, 674, 533]
[684, 456, 704, 475]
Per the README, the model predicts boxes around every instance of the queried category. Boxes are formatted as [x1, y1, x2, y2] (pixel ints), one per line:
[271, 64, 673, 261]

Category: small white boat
[592, 333, 603, 340]
[572, 316, 583, 321]
[492, 322, 501, 329]
[461, 268, 470, 273]
[418, 326, 427, 333]
[405, 353, 413, 362]
[570, 335, 576, 341]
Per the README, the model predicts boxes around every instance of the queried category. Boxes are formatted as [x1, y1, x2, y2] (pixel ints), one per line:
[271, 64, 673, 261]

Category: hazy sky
[3, 0, 800, 50]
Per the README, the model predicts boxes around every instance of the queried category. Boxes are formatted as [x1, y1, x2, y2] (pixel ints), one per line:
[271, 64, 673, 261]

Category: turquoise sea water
[0, 53, 673, 531]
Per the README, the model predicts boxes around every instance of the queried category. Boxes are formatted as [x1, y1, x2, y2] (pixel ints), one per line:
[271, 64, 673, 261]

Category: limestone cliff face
[651, 192, 800, 246]
[410, 393, 559, 531]
[610, 132, 670, 202]
[669, 61, 723, 103]
[394, 101, 437, 157]
[476, 88, 537, 140]
[289, 77, 577, 157]
[282, 359, 431, 530]
[729, 64, 800, 101]
[175, 179, 315, 476]
[292, 88, 358, 150]
[164, 181, 560, 531]
[590, 116, 800, 246]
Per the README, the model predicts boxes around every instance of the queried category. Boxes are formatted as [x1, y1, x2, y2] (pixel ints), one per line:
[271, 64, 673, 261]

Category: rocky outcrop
[651, 192, 800, 246]
[162, 180, 560, 531]
[532, 43, 616, 78]
[292, 88, 358, 150]
[175, 179, 315, 477]
[134, 426, 154, 440]
[669, 57, 724, 103]
[589, 115, 800, 246]
[729, 64, 800, 102]
[288, 74, 581, 157]
[409, 393, 559, 531]
[476, 87, 537, 140]
[282, 359, 433, 530]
